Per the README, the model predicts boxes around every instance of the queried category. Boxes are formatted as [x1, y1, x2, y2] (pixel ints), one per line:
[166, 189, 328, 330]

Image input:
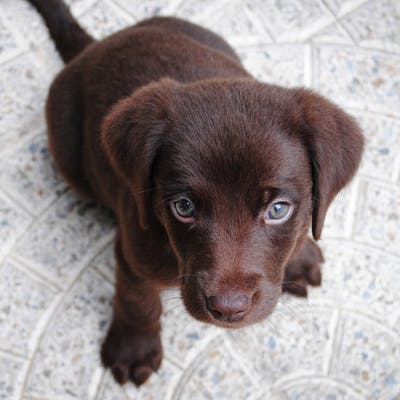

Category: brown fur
[28, 0, 364, 386]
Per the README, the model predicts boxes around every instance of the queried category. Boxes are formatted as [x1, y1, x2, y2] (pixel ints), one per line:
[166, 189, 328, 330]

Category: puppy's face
[151, 83, 314, 327]
[154, 132, 312, 327]
[102, 79, 363, 328]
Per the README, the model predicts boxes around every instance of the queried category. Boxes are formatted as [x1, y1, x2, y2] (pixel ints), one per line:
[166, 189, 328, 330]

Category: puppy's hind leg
[46, 66, 94, 198]
[283, 238, 324, 297]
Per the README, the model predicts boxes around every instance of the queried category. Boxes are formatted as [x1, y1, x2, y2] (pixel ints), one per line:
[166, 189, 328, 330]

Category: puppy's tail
[28, 0, 94, 63]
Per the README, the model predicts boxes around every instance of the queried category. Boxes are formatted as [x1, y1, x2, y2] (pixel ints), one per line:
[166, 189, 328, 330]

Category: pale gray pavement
[0, 0, 399, 399]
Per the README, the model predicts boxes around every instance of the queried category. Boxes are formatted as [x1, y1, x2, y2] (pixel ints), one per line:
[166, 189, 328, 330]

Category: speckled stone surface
[0, 0, 399, 399]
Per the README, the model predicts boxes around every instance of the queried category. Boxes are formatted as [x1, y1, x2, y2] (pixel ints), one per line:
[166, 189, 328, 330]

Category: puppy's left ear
[101, 79, 178, 230]
[292, 89, 364, 240]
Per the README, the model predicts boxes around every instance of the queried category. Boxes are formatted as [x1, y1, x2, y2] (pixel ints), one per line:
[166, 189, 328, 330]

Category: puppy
[28, 0, 364, 386]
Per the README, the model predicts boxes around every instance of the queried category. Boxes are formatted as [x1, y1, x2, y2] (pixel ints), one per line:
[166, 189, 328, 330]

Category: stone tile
[311, 240, 400, 327]
[24, 268, 113, 400]
[174, 341, 258, 400]
[330, 312, 400, 399]
[341, 0, 400, 52]
[97, 359, 181, 400]
[311, 22, 354, 45]
[0, 132, 66, 216]
[323, 0, 368, 17]
[0, 17, 21, 63]
[80, 1, 134, 40]
[92, 242, 115, 283]
[196, 1, 273, 47]
[278, 377, 362, 400]
[14, 192, 115, 288]
[322, 178, 359, 239]
[246, 0, 334, 42]
[238, 44, 306, 86]
[352, 180, 399, 255]
[255, 389, 288, 400]
[0, 54, 49, 149]
[169, 0, 226, 24]
[0, 191, 31, 261]
[114, 0, 179, 20]
[2, 0, 50, 51]
[30, 39, 64, 76]
[64, 0, 98, 16]
[354, 112, 400, 182]
[228, 302, 334, 382]
[0, 353, 26, 400]
[161, 292, 220, 367]
[0, 260, 59, 356]
[313, 45, 400, 116]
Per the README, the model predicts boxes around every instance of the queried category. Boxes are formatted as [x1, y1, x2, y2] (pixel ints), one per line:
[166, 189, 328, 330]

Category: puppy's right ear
[292, 88, 364, 240]
[101, 79, 178, 230]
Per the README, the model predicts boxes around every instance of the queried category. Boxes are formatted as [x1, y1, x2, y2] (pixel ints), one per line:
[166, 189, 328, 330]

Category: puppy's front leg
[101, 239, 163, 386]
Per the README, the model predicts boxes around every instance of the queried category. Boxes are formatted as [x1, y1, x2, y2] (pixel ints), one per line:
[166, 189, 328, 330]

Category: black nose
[206, 292, 251, 322]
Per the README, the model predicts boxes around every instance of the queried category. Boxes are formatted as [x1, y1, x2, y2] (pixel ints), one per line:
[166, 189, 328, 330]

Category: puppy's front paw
[283, 238, 324, 297]
[101, 321, 162, 386]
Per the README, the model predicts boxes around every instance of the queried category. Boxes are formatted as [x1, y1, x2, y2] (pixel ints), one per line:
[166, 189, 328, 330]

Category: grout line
[6, 256, 62, 292]
[18, 238, 115, 398]
[58, 231, 115, 289]
[321, 0, 358, 45]
[9, 254, 64, 292]
[321, 0, 368, 19]
[16, 359, 31, 400]
[0, 347, 26, 360]
[0, 187, 33, 220]
[0, 187, 70, 262]
[323, 308, 340, 375]
[340, 308, 400, 338]
[71, 0, 99, 17]
[274, 373, 367, 399]
[169, 336, 223, 400]
[345, 177, 361, 238]
[303, 42, 313, 87]
[242, 3, 276, 44]
[321, 231, 400, 258]
[224, 333, 256, 384]
[349, 106, 400, 122]
[110, 0, 139, 19]
[92, 264, 115, 285]
[26, 292, 64, 359]
[163, 360, 185, 400]
[104, 0, 138, 22]
[312, 41, 400, 57]
[88, 366, 105, 400]
[326, 308, 342, 377]
[0, 185, 49, 220]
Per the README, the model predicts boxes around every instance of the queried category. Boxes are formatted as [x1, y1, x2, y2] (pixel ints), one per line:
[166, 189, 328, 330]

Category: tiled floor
[0, 0, 399, 399]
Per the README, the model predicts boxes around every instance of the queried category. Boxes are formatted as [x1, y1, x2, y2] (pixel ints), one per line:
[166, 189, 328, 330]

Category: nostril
[206, 292, 251, 322]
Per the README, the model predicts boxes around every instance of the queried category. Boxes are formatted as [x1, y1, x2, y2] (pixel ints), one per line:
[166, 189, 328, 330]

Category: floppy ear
[292, 89, 364, 240]
[101, 79, 178, 230]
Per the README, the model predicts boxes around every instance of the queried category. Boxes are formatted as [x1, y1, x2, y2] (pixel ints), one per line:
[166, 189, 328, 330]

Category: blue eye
[171, 197, 196, 222]
[264, 201, 292, 224]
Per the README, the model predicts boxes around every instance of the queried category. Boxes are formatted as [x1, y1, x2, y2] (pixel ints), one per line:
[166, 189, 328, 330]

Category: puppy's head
[102, 78, 363, 327]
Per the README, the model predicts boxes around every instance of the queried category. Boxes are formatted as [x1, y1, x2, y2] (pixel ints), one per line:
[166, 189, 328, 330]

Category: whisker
[162, 304, 184, 318]
[162, 296, 183, 302]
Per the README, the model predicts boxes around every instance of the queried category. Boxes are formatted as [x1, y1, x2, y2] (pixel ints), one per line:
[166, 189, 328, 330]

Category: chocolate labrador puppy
[29, 0, 363, 386]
